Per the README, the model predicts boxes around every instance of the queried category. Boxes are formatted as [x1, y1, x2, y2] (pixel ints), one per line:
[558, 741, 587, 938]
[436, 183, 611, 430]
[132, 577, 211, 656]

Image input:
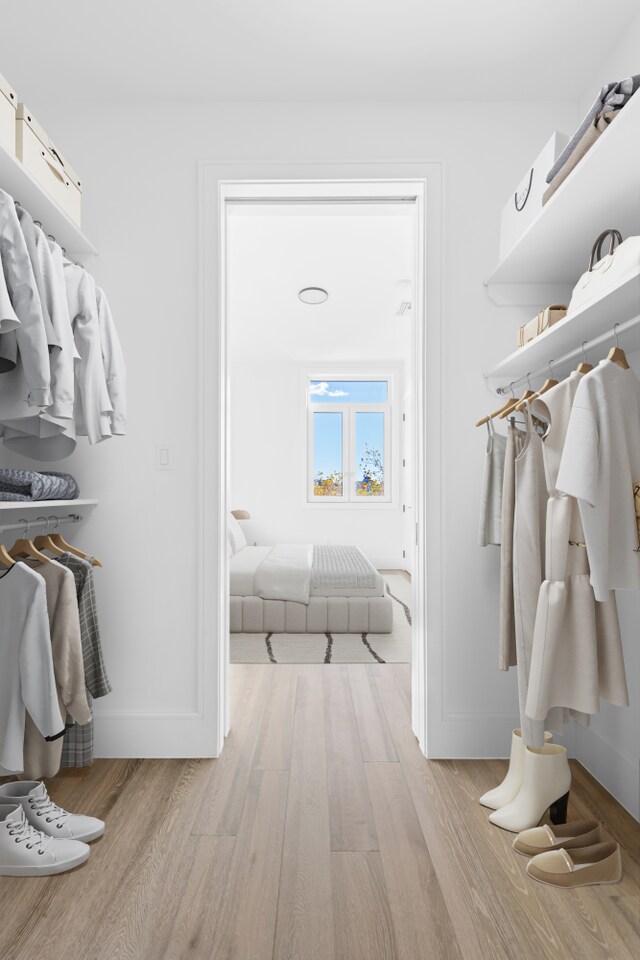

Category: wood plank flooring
[1, 663, 638, 960]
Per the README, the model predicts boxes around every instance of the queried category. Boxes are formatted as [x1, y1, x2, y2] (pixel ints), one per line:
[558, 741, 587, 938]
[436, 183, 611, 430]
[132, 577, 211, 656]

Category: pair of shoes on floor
[479, 729, 571, 833]
[0, 780, 104, 877]
[513, 821, 622, 888]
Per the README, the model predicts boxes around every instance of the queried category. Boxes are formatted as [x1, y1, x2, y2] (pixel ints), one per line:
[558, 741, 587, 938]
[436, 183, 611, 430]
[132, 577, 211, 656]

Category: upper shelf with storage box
[0, 140, 96, 257]
[487, 90, 640, 288]
[0, 68, 95, 257]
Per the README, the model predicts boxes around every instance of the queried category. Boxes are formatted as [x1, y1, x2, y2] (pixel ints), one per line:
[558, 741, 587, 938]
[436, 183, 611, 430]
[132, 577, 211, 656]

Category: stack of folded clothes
[0, 468, 79, 501]
[544, 73, 640, 204]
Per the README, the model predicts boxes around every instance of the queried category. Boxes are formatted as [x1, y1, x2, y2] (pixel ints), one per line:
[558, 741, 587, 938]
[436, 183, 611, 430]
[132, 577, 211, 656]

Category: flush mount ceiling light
[299, 286, 328, 305]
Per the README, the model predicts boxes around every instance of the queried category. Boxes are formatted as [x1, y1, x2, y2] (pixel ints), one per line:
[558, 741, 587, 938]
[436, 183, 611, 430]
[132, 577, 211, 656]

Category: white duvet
[253, 543, 313, 605]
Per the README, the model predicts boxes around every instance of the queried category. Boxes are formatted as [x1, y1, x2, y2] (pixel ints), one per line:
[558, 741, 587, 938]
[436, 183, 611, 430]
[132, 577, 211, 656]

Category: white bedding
[254, 543, 313, 605]
[229, 545, 385, 600]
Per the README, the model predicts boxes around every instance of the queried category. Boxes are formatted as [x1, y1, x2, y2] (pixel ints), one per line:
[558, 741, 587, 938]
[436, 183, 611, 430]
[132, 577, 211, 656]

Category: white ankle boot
[0, 781, 105, 842]
[0, 804, 90, 876]
[479, 729, 552, 810]
[489, 743, 571, 833]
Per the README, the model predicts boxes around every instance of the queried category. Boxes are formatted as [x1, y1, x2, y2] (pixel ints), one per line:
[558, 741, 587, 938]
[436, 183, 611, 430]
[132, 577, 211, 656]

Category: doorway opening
[200, 164, 442, 760]
[227, 196, 414, 675]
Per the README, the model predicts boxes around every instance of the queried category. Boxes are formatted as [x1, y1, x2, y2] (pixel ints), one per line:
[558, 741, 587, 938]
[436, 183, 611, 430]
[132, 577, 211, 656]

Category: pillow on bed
[228, 513, 247, 555]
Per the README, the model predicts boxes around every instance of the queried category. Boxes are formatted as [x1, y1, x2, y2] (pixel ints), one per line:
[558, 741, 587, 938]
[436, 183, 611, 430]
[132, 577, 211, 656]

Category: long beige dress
[499, 423, 523, 672]
[512, 411, 548, 748]
[526, 373, 628, 721]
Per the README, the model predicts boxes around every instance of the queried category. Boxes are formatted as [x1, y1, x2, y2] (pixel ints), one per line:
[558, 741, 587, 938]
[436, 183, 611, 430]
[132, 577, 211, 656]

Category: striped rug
[230, 573, 411, 664]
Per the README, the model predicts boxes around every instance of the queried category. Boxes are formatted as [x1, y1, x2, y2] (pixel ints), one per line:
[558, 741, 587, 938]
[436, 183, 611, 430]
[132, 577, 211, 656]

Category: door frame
[199, 161, 444, 757]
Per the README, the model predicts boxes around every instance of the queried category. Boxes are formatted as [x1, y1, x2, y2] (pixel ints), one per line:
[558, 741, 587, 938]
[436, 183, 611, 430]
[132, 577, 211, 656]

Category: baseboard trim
[574, 724, 639, 820]
[93, 712, 218, 759]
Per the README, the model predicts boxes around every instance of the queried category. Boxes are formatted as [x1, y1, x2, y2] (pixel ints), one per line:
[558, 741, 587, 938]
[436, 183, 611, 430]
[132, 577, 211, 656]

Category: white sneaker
[0, 781, 105, 843]
[0, 803, 90, 876]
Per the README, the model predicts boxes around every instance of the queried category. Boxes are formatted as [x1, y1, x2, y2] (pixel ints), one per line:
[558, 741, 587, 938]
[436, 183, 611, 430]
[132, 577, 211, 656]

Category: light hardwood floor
[1, 663, 638, 960]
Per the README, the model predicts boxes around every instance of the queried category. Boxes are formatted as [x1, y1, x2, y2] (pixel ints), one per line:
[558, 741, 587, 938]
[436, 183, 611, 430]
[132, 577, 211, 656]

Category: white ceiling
[228, 204, 413, 364]
[1, 1, 637, 103]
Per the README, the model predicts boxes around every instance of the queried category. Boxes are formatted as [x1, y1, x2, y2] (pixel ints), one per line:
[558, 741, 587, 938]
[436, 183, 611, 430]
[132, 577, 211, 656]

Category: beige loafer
[526, 841, 622, 888]
[513, 820, 602, 857]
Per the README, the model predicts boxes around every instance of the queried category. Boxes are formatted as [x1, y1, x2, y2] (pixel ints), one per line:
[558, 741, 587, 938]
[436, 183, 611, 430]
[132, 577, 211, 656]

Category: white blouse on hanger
[557, 359, 640, 602]
[0, 563, 64, 775]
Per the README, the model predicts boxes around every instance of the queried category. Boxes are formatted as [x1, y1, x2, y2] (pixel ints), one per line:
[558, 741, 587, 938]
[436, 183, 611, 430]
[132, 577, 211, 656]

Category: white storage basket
[15, 104, 82, 225]
[0, 71, 17, 155]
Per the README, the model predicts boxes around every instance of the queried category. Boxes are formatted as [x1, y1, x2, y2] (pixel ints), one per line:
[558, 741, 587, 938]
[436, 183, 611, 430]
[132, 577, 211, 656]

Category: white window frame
[307, 376, 393, 504]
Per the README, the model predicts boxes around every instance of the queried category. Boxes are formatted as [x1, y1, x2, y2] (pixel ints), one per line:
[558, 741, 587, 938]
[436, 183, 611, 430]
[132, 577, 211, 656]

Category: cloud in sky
[310, 381, 349, 398]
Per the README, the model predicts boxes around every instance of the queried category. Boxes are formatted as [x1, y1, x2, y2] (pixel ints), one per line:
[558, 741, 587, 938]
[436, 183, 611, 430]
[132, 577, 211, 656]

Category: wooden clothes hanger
[33, 516, 66, 557]
[515, 362, 559, 411]
[576, 341, 593, 375]
[607, 323, 630, 369]
[476, 383, 518, 427]
[47, 516, 103, 568]
[9, 519, 50, 564]
[0, 525, 16, 568]
[500, 375, 536, 419]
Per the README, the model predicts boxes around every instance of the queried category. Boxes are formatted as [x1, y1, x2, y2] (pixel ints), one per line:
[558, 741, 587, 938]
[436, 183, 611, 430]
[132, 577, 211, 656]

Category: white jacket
[96, 287, 126, 435]
[0, 189, 51, 411]
[0, 563, 64, 776]
[64, 262, 112, 444]
[2, 234, 80, 460]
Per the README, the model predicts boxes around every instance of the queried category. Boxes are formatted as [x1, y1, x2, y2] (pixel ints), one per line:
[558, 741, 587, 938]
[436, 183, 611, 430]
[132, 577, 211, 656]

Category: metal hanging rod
[495, 313, 640, 395]
[0, 513, 83, 536]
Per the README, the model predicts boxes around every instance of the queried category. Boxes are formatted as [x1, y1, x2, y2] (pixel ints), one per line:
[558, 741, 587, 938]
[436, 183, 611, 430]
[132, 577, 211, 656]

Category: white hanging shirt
[556, 359, 640, 601]
[64, 262, 113, 445]
[0, 562, 64, 775]
[96, 287, 126, 435]
[0, 189, 51, 411]
[2, 232, 81, 460]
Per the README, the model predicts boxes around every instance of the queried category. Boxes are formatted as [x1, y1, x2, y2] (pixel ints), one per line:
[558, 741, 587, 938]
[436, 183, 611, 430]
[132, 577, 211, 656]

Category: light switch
[156, 445, 172, 470]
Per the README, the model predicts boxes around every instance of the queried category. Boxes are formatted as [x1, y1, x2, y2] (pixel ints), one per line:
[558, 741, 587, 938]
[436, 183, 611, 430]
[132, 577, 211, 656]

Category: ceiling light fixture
[299, 286, 328, 305]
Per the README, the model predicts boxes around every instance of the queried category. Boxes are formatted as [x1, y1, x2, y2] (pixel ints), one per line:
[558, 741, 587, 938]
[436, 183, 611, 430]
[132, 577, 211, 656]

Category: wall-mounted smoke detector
[299, 286, 329, 305]
[395, 279, 412, 317]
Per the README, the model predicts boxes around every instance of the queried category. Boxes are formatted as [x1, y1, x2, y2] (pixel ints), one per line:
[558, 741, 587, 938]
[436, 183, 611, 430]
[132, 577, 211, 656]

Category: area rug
[230, 573, 411, 664]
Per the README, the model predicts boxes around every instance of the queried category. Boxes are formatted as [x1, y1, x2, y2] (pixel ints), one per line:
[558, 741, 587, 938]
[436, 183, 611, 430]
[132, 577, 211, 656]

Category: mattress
[229, 545, 385, 598]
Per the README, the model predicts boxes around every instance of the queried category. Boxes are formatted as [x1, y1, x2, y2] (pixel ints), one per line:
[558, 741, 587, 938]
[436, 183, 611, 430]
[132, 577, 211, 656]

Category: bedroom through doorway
[221, 176, 427, 729]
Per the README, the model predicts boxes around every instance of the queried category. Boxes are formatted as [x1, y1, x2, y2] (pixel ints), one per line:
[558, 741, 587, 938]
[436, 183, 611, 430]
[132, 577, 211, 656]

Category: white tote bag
[569, 229, 640, 313]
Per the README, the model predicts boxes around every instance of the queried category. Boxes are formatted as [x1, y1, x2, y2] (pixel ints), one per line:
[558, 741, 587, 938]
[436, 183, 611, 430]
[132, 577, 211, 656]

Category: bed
[228, 517, 393, 633]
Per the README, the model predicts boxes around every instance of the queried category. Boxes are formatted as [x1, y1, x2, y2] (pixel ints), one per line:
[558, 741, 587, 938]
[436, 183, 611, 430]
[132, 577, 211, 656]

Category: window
[308, 379, 391, 502]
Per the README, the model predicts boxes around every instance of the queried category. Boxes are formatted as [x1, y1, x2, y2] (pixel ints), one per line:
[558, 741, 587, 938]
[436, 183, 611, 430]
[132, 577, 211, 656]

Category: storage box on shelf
[0, 71, 16, 155]
[485, 266, 640, 390]
[486, 89, 640, 297]
[0, 139, 95, 256]
[16, 104, 82, 227]
[499, 131, 568, 263]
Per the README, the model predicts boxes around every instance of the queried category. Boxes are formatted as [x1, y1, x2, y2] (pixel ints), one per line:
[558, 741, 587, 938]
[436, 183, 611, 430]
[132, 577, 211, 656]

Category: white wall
[1, 99, 588, 769]
[230, 361, 405, 567]
[227, 207, 412, 567]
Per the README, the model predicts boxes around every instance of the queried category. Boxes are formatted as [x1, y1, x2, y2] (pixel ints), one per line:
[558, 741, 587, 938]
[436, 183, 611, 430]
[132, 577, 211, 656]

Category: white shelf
[0, 143, 97, 257]
[485, 267, 640, 388]
[0, 499, 98, 513]
[487, 91, 640, 287]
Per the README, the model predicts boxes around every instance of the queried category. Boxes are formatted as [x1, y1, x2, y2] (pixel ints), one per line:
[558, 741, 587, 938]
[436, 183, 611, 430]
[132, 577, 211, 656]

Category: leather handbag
[518, 304, 567, 348]
[569, 229, 640, 313]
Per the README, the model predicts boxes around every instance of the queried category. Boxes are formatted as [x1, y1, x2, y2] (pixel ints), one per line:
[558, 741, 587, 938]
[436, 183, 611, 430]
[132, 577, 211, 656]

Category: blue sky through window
[309, 380, 388, 403]
[314, 412, 342, 480]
